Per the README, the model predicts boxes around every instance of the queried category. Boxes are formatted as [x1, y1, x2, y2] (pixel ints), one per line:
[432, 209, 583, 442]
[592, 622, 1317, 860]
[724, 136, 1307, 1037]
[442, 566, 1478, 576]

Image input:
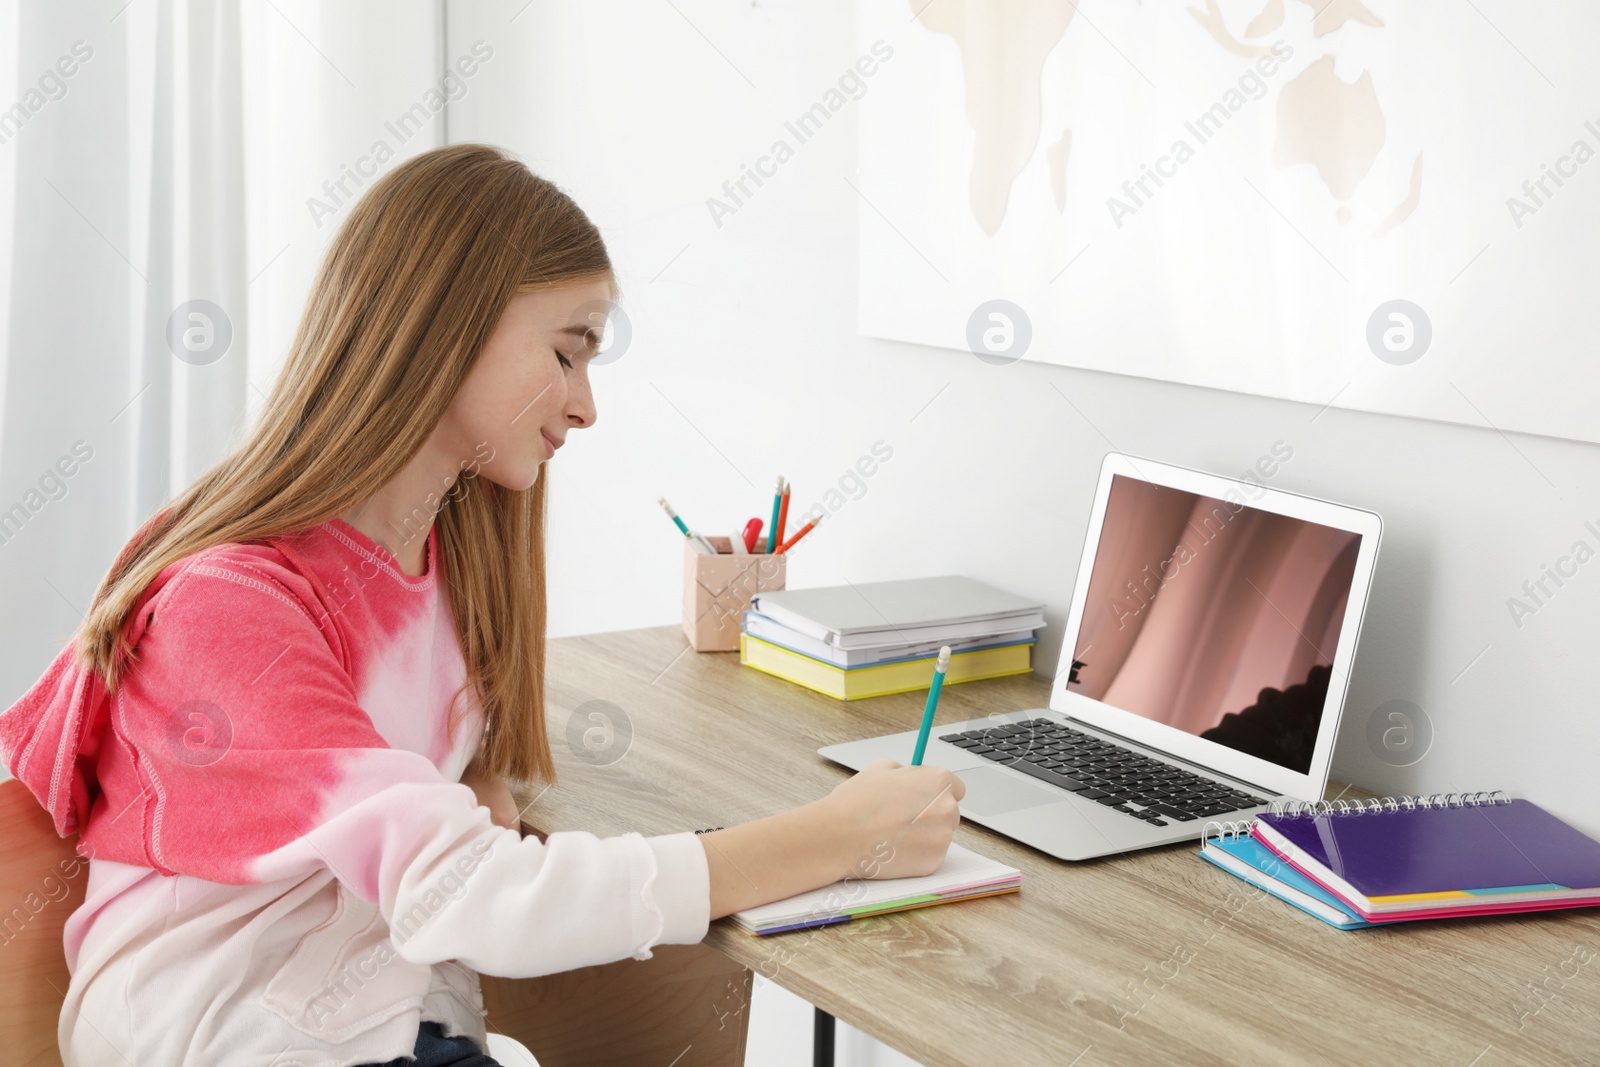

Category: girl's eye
[556, 351, 574, 369]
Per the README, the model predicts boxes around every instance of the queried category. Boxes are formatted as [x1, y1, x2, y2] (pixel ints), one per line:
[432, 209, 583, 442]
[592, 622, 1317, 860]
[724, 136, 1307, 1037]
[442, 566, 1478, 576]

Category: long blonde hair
[78, 143, 614, 787]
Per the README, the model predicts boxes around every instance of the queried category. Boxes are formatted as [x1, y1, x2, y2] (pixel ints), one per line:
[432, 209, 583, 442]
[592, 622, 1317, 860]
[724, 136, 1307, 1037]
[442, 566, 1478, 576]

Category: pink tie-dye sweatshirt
[0, 517, 711, 1067]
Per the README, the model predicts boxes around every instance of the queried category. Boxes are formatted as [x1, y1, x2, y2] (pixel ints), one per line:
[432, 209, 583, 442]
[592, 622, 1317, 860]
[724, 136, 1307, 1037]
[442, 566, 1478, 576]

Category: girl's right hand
[821, 758, 966, 880]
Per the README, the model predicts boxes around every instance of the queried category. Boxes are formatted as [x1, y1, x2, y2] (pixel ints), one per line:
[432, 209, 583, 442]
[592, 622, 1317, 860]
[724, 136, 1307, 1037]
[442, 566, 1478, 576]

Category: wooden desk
[506, 627, 1600, 1067]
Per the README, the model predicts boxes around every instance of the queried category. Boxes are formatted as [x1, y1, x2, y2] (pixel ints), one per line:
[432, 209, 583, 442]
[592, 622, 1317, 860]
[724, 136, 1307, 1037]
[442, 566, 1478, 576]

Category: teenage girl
[0, 142, 964, 1067]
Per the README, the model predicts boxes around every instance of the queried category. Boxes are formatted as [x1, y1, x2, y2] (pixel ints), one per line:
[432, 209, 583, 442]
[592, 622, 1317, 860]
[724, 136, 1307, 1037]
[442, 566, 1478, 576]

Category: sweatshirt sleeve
[85, 558, 710, 978]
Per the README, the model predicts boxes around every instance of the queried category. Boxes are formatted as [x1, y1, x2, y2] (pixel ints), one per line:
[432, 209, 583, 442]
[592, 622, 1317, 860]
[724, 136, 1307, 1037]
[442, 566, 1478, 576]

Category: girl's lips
[541, 431, 563, 457]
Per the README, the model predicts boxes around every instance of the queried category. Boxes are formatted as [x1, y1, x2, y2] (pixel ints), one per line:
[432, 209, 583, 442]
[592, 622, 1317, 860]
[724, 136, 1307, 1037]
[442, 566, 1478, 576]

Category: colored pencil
[766, 476, 784, 553]
[774, 510, 823, 554]
[911, 646, 952, 765]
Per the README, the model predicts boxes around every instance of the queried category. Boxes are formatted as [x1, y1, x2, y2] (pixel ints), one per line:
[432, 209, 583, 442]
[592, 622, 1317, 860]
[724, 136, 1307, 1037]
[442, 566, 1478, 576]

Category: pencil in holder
[682, 537, 786, 652]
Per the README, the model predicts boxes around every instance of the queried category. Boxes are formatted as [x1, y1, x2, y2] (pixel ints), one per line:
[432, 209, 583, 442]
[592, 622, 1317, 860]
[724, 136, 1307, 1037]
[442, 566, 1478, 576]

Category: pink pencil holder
[682, 537, 786, 652]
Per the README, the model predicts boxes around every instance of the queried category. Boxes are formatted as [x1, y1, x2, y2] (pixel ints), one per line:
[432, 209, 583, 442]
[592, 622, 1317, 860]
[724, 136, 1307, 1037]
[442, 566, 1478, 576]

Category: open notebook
[729, 842, 1023, 935]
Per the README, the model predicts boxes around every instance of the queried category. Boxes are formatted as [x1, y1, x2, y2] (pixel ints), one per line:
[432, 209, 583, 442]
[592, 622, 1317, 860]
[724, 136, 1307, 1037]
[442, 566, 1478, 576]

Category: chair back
[0, 777, 86, 1067]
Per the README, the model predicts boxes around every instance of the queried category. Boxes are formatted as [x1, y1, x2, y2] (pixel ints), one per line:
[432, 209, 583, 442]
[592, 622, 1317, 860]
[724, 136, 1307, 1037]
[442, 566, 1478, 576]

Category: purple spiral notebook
[1253, 797, 1600, 918]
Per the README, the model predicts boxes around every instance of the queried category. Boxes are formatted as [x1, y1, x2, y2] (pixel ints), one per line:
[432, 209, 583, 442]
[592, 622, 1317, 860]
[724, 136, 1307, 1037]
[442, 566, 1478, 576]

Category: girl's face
[438, 277, 612, 491]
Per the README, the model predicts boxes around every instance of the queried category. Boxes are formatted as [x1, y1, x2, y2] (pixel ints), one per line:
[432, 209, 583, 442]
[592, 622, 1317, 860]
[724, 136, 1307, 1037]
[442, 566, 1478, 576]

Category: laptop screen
[1067, 474, 1362, 775]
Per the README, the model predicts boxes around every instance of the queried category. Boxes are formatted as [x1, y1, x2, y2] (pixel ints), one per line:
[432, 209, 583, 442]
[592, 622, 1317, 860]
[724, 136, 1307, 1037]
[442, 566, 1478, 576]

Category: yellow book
[739, 633, 1032, 701]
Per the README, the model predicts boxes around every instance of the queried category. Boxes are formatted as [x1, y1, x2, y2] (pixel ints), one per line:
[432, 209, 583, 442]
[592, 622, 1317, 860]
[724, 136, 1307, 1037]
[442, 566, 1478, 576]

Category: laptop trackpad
[955, 766, 1065, 817]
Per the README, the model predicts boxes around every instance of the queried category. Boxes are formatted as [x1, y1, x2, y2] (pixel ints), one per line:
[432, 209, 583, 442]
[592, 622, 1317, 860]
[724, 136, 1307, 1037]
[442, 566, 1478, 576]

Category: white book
[741, 610, 1036, 667]
[750, 576, 1046, 649]
[824, 612, 1046, 650]
[729, 842, 1023, 935]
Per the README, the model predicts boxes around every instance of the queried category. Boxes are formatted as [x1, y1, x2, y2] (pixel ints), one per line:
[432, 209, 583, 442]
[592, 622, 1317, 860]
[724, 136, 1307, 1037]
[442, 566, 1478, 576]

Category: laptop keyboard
[939, 717, 1266, 828]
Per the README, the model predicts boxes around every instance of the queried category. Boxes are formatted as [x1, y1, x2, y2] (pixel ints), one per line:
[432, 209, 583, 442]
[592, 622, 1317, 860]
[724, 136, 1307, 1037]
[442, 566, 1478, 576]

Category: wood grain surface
[0, 778, 87, 1067]
[513, 626, 1600, 1067]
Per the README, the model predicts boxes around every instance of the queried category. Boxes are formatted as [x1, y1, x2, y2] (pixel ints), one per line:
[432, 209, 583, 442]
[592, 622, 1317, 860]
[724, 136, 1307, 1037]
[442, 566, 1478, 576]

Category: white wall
[445, 0, 1600, 840]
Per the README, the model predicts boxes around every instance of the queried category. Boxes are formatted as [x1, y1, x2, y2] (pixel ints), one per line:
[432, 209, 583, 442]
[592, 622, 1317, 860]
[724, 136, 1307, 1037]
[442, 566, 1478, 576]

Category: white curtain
[0, 0, 448, 748]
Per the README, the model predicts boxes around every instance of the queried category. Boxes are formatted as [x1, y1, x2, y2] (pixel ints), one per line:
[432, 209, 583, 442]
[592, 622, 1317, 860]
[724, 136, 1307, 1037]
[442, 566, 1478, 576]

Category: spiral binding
[1264, 790, 1510, 818]
[1201, 819, 1256, 841]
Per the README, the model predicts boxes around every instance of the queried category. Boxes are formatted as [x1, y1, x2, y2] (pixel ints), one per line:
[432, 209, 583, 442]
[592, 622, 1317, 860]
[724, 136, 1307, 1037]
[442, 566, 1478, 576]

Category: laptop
[818, 452, 1382, 861]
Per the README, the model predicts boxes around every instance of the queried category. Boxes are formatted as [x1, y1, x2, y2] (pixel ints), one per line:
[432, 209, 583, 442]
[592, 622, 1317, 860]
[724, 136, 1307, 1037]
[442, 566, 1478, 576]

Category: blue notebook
[1199, 831, 1374, 930]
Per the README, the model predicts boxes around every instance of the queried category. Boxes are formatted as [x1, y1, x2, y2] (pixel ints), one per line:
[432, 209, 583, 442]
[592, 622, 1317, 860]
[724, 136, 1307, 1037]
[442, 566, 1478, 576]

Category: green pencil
[765, 475, 783, 553]
[911, 646, 952, 766]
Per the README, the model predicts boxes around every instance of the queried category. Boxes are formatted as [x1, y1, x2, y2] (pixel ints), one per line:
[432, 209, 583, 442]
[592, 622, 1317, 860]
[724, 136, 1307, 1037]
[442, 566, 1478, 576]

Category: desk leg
[479, 942, 752, 1067]
[813, 1008, 835, 1067]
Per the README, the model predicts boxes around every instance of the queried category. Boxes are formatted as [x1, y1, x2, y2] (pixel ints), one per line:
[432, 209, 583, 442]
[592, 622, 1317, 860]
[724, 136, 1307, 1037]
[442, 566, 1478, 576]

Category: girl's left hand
[460, 759, 522, 832]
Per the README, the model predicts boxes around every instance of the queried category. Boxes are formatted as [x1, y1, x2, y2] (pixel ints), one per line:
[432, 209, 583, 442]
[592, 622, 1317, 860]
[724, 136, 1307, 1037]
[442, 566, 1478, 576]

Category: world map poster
[857, 0, 1600, 443]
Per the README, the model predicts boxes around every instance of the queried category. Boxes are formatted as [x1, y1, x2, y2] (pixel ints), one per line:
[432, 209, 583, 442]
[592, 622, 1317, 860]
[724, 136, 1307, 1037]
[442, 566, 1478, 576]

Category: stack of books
[739, 575, 1044, 700]
[1199, 791, 1600, 930]
[730, 841, 1023, 935]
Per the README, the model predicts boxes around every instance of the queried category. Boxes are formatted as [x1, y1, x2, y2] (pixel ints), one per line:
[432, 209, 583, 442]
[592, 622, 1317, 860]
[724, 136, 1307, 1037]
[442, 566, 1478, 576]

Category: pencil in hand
[911, 646, 952, 766]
